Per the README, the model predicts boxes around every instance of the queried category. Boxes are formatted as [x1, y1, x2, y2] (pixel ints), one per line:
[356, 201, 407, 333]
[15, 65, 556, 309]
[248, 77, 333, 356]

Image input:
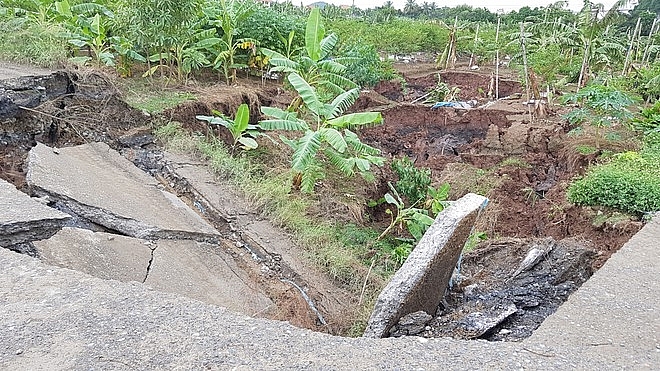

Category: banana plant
[261, 7, 357, 105]
[207, 0, 256, 83]
[377, 182, 435, 241]
[259, 72, 384, 193]
[196, 103, 260, 152]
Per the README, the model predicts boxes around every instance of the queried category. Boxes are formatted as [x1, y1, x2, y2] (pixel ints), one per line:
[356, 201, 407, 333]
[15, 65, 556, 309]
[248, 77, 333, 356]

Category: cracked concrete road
[0, 178, 70, 248]
[33, 223, 274, 316]
[1, 217, 659, 369]
[27, 142, 219, 240]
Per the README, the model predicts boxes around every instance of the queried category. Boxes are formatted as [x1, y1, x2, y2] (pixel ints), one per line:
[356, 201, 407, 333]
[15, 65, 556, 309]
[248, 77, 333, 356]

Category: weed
[499, 157, 531, 168]
[463, 231, 487, 253]
[521, 187, 540, 206]
[575, 144, 598, 155]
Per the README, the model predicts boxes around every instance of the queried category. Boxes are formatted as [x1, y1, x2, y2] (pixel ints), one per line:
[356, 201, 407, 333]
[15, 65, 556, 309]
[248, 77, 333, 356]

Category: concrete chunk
[33, 227, 153, 282]
[0, 178, 70, 247]
[363, 193, 488, 338]
[145, 239, 274, 315]
[26, 143, 219, 241]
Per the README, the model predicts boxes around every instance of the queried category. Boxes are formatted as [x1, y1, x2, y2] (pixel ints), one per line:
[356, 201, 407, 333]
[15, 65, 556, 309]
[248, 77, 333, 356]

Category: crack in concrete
[143, 245, 156, 283]
[29, 186, 220, 243]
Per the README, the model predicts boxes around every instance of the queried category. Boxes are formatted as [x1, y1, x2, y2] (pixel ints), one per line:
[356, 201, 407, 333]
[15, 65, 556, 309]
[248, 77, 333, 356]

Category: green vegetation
[568, 147, 660, 214]
[197, 104, 260, 151]
[391, 156, 431, 205]
[563, 84, 635, 148]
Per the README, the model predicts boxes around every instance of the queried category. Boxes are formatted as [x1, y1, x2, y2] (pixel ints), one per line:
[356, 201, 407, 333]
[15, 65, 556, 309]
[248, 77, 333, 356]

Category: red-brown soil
[364, 64, 640, 267]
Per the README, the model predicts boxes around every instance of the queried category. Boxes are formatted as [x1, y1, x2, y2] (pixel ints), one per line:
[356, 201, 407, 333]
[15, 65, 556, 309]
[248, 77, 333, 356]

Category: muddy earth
[0, 62, 642, 341]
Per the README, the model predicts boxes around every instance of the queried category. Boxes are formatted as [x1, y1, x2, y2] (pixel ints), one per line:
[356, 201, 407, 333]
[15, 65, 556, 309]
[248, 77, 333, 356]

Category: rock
[117, 127, 154, 148]
[508, 239, 555, 281]
[458, 303, 518, 339]
[363, 193, 489, 338]
[389, 311, 433, 337]
[0, 178, 70, 248]
[26, 142, 219, 241]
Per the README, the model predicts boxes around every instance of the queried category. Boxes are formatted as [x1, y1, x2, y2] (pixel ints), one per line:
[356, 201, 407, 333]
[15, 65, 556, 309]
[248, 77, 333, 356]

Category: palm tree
[404, 0, 419, 18]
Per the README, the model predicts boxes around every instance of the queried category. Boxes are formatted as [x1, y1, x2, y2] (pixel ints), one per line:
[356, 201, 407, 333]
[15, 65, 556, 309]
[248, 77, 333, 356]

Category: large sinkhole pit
[0, 64, 646, 345]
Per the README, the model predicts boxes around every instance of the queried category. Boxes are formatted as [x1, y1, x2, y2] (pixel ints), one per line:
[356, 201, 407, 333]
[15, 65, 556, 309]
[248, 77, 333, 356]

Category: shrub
[339, 42, 398, 88]
[632, 101, 660, 135]
[567, 149, 660, 214]
[391, 156, 431, 206]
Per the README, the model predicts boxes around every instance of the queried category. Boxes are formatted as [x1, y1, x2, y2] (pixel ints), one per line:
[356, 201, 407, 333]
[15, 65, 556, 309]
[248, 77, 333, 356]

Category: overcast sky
[297, 0, 621, 13]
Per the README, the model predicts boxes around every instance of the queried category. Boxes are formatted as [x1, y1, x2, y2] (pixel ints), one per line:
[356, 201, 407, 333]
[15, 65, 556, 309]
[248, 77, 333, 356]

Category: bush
[392, 156, 431, 206]
[632, 101, 660, 135]
[567, 149, 660, 214]
[238, 7, 304, 53]
[339, 42, 398, 88]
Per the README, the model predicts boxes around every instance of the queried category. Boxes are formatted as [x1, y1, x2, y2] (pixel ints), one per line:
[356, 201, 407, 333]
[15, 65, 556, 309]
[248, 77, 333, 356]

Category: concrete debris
[0, 178, 70, 248]
[26, 142, 219, 241]
[457, 303, 518, 339]
[389, 311, 433, 337]
[363, 193, 488, 338]
[0, 71, 71, 119]
[508, 240, 555, 281]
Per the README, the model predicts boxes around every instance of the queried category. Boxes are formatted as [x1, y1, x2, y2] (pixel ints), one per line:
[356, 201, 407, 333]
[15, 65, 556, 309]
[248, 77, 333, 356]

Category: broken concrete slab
[33, 227, 274, 316]
[33, 227, 153, 283]
[363, 193, 488, 338]
[26, 142, 219, 241]
[0, 178, 70, 247]
[457, 303, 518, 339]
[158, 151, 357, 324]
[144, 239, 274, 315]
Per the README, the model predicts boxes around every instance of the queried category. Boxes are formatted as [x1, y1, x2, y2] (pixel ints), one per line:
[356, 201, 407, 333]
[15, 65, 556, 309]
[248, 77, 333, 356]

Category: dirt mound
[362, 104, 515, 170]
[375, 69, 522, 103]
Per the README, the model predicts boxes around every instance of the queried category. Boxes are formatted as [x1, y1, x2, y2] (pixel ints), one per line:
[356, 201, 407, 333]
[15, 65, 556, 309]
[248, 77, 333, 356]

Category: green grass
[0, 18, 68, 67]
[499, 157, 531, 169]
[120, 78, 197, 114]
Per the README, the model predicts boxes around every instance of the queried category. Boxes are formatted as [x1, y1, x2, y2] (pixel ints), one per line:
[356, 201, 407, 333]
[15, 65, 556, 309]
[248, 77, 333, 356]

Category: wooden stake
[623, 17, 642, 75]
[642, 18, 658, 65]
[520, 22, 532, 123]
[495, 15, 501, 100]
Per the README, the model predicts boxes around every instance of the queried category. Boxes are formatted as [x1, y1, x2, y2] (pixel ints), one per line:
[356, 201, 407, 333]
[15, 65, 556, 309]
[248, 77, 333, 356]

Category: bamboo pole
[520, 22, 532, 123]
[642, 18, 658, 65]
[469, 23, 480, 68]
[495, 14, 501, 100]
[623, 17, 642, 75]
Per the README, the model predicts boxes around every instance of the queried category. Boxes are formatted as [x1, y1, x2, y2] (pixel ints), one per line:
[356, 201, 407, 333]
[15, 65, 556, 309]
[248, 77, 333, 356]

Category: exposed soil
[0, 61, 643, 341]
